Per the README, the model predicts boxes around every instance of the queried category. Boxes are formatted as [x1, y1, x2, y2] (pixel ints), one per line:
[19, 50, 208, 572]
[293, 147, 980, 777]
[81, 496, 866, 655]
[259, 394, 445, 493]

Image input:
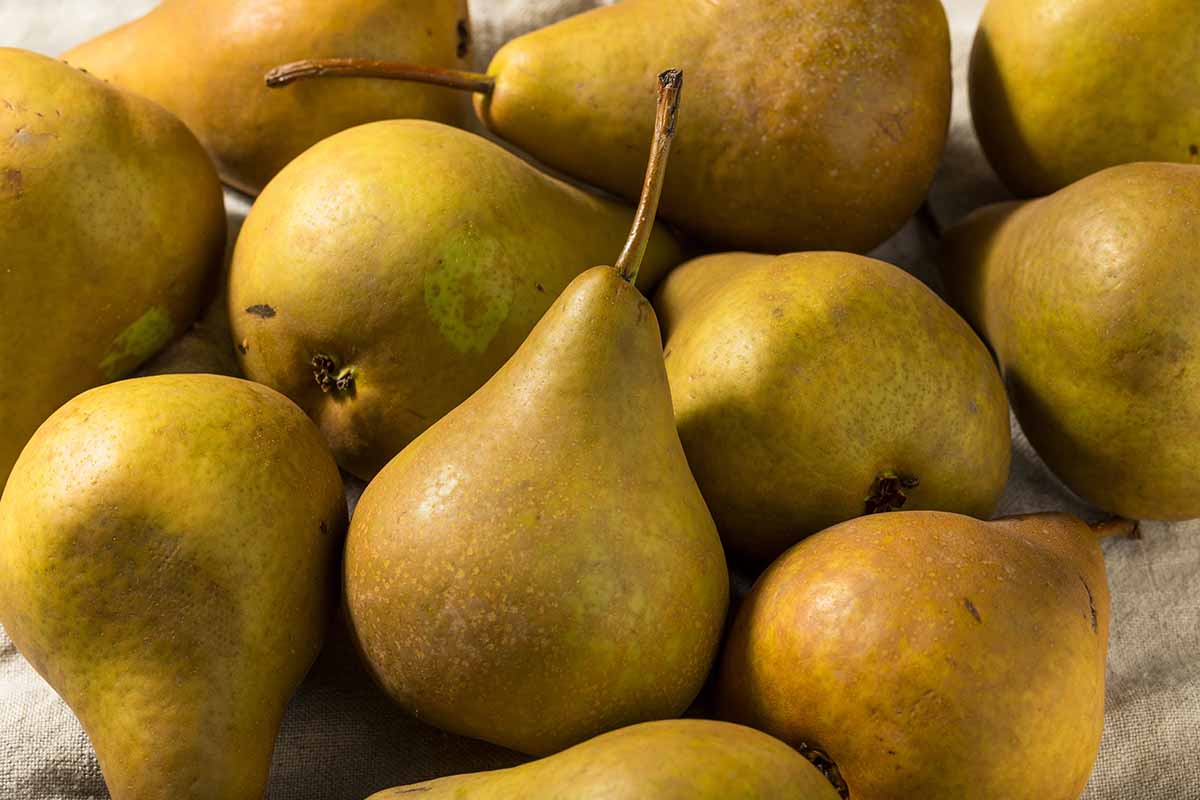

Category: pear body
[971, 0, 1200, 196]
[479, 0, 950, 254]
[229, 121, 684, 480]
[942, 163, 1200, 519]
[63, 0, 472, 194]
[345, 267, 729, 756]
[655, 252, 1010, 562]
[718, 511, 1110, 800]
[368, 719, 842, 799]
[0, 48, 225, 490]
[0, 374, 347, 800]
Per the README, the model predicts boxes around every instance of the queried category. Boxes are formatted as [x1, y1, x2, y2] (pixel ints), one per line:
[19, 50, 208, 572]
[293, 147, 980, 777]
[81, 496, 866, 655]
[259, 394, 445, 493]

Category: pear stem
[614, 69, 683, 285]
[265, 59, 496, 95]
[1089, 516, 1141, 541]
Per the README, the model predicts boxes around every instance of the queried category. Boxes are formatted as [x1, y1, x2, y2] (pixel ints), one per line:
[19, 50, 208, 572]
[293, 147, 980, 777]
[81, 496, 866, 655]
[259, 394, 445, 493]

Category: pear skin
[229, 120, 683, 480]
[368, 720, 843, 799]
[345, 266, 729, 755]
[0, 374, 348, 800]
[942, 163, 1200, 520]
[718, 510, 1116, 800]
[971, 0, 1200, 196]
[0, 48, 225, 490]
[63, 0, 472, 194]
[655, 252, 1011, 562]
[268, 0, 951, 254]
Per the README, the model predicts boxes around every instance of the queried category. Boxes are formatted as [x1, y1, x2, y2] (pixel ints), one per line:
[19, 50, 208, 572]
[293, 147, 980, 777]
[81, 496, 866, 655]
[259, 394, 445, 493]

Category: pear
[971, 0, 1200, 196]
[344, 71, 729, 756]
[941, 162, 1200, 520]
[654, 251, 1011, 562]
[0, 374, 347, 800]
[228, 120, 683, 480]
[266, 0, 951, 254]
[367, 719, 842, 799]
[718, 510, 1132, 800]
[63, 0, 472, 195]
[0, 48, 225, 490]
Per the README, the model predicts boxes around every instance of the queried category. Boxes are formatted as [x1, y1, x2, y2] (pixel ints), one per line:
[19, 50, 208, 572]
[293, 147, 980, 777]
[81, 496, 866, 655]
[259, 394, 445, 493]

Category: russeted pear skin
[0, 48, 225, 490]
[941, 163, 1200, 520]
[718, 511, 1112, 800]
[970, 0, 1200, 196]
[0, 374, 347, 800]
[345, 267, 729, 756]
[63, 0, 472, 194]
[229, 120, 683, 480]
[366, 720, 843, 799]
[655, 252, 1011, 562]
[477, 0, 951, 253]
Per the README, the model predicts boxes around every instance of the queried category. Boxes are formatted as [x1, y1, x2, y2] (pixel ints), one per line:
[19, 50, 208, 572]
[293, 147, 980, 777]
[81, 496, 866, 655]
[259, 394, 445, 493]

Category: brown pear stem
[615, 69, 683, 285]
[265, 59, 496, 95]
[1089, 516, 1141, 541]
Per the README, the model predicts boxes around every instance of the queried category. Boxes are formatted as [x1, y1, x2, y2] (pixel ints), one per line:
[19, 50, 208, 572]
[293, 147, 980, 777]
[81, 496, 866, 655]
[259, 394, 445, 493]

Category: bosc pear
[941, 162, 1200, 520]
[63, 0, 472, 194]
[266, 0, 952, 254]
[344, 71, 729, 756]
[367, 720, 843, 800]
[970, 0, 1200, 196]
[718, 510, 1131, 800]
[0, 48, 225, 490]
[0, 374, 348, 800]
[228, 121, 683, 480]
[655, 252, 1011, 562]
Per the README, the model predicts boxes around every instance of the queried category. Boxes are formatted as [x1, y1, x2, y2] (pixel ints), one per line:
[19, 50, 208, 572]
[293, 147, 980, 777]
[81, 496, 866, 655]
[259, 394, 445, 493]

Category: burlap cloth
[2, 1, 1197, 798]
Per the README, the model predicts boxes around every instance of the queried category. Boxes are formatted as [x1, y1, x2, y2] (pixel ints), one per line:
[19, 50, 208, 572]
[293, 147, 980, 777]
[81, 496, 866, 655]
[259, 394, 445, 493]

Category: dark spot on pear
[963, 597, 982, 623]
[245, 304, 276, 318]
[456, 19, 471, 59]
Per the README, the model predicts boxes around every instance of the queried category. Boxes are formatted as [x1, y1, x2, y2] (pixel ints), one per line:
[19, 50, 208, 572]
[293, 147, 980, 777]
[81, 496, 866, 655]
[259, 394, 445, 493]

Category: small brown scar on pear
[963, 597, 982, 623]
[2, 168, 23, 199]
[456, 19, 471, 58]
[245, 304, 276, 318]
[1079, 576, 1098, 634]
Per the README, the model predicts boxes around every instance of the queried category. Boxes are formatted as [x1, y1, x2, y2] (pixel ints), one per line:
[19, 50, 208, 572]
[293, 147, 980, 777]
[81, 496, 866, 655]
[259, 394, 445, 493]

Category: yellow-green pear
[0, 374, 347, 800]
[368, 720, 843, 799]
[345, 72, 729, 756]
[64, 0, 472, 194]
[719, 510, 1129, 800]
[228, 120, 683, 480]
[654, 252, 1011, 562]
[267, 0, 952, 254]
[941, 162, 1200, 520]
[971, 0, 1200, 196]
[0, 48, 225, 490]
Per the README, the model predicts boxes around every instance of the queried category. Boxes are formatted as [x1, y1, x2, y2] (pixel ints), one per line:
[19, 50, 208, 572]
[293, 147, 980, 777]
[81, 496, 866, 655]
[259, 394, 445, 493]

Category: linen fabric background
[1, 1, 1197, 798]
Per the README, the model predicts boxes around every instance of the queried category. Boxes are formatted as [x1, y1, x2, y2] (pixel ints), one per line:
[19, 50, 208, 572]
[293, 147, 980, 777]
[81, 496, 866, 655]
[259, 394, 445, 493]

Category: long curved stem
[265, 59, 495, 95]
[615, 69, 683, 285]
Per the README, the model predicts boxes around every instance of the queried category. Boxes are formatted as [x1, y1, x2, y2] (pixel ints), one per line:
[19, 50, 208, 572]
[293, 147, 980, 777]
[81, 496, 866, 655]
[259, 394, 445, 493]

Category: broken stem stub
[614, 68, 683, 286]
[266, 59, 496, 95]
[1089, 516, 1140, 541]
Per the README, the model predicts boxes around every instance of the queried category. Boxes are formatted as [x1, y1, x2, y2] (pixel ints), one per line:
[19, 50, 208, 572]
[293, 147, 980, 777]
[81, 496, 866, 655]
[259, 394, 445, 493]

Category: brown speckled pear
[366, 720, 842, 800]
[267, 0, 951, 254]
[654, 252, 1011, 562]
[0, 374, 348, 800]
[0, 48, 225, 491]
[63, 0, 472, 194]
[941, 163, 1200, 520]
[228, 120, 683, 480]
[971, 0, 1200, 196]
[718, 510, 1127, 800]
[344, 72, 728, 756]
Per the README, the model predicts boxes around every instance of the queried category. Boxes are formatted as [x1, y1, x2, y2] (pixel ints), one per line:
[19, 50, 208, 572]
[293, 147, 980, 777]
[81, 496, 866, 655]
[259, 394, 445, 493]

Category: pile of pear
[0, 0, 1197, 798]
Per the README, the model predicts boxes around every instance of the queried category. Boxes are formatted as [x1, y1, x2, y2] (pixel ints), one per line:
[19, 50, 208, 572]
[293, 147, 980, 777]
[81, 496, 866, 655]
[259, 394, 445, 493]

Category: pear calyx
[798, 742, 851, 799]
[864, 471, 921, 514]
[614, 68, 682, 286]
[311, 353, 355, 395]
